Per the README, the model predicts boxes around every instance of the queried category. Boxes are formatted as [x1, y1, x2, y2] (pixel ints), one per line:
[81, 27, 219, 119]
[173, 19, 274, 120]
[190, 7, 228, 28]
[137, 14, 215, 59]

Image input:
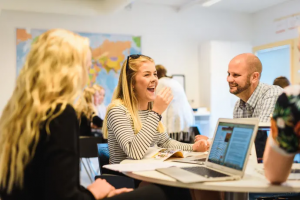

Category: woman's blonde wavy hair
[76, 87, 97, 119]
[0, 29, 90, 193]
[102, 55, 164, 139]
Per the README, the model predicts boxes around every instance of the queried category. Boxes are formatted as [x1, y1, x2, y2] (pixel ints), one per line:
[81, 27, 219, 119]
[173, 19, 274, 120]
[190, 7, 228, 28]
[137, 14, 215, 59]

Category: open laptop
[252, 123, 300, 180]
[156, 118, 259, 183]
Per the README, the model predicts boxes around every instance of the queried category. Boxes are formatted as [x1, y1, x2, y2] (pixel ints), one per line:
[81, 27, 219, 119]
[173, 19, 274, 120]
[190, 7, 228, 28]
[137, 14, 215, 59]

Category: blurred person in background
[93, 84, 107, 120]
[76, 87, 103, 137]
[273, 76, 290, 88]
[155, 64, 196, 143]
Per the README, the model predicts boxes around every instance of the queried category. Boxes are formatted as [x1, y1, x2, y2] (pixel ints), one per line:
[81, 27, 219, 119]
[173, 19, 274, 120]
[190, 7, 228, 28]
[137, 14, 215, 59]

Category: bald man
[227, 53, 282, 122]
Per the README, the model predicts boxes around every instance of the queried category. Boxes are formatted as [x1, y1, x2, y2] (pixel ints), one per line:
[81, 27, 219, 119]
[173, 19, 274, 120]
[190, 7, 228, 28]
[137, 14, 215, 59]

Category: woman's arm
[107, 106, 161, 160]
[157, 132, 193, 151]
[92, 114, 103, 127]
[263, 86, 300, 184]
[264, 137, 294, 184]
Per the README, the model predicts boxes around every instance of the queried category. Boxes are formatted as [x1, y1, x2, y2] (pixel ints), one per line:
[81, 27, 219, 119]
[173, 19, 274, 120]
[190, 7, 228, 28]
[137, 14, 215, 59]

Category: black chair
[95, 143, 135, 189]
[79, 136, 103, 183]
[187, 126, 201, 143]
[189, 126, 201, 136]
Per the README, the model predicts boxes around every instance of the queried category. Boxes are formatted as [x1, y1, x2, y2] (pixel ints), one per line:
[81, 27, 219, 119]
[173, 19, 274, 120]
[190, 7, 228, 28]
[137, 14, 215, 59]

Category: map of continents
[16, 28, 141, 106]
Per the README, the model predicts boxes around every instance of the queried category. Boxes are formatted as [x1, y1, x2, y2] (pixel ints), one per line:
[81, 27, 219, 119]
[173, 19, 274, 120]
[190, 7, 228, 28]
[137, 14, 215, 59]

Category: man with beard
[227, 53, 282, 122]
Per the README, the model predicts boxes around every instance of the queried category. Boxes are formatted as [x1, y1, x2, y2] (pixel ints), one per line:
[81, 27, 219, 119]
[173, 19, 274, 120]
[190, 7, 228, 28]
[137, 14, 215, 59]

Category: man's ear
[252, 72, 260, 83]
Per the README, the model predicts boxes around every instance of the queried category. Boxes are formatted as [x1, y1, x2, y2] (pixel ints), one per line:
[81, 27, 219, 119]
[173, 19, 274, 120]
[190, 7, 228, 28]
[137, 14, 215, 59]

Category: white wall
[252, 0, 300, 84]
[0, 3, 253, 114]
[199, 41, 252, 137]
[253, 0, 300, 46]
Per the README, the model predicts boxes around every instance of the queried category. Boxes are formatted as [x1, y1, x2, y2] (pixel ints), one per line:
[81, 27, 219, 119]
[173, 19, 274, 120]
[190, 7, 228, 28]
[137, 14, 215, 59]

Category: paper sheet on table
[143, 147, 207, 160]
[103, 162, 175, 172]
[121, 148, 209, 164]
[185, 151, 208, 157]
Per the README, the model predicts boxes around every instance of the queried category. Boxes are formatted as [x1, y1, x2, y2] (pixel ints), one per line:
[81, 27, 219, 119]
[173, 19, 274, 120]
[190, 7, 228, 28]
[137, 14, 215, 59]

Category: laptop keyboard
[256, 168, 300, 175]
[182, 167, 230, 178]
[291, 169, 300, 174]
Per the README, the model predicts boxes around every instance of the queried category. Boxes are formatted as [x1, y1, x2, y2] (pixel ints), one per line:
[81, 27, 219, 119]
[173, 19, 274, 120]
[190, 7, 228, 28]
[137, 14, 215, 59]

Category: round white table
[122, 159, 300, 200]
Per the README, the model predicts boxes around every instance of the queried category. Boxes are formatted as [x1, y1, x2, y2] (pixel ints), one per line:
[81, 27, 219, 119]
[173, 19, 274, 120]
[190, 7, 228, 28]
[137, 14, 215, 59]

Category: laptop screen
[254, 127, 300, 163]
[208, 122, 255, 171]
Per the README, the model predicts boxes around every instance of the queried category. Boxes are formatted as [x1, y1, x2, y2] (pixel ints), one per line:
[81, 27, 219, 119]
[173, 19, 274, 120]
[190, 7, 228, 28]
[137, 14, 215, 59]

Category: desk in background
[194, 111, 210, 137]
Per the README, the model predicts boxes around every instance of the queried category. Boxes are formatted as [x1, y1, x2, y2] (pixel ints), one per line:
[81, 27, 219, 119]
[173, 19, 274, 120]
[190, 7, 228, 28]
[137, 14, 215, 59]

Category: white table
[121, 157, 300, 200]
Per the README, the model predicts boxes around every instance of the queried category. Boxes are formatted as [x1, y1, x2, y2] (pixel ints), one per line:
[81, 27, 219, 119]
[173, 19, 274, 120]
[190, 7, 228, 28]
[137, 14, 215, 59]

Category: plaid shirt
[233, 82, 283, 122]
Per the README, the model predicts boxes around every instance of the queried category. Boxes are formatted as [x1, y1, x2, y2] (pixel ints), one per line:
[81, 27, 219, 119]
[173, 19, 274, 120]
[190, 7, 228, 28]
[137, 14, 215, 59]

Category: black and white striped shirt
[107, 104, 193, 164]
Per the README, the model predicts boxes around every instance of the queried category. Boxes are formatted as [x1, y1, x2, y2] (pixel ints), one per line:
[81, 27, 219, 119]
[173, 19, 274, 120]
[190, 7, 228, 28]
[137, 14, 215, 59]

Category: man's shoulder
[260, 83, 283, 97]
[234, 99, 240, 108]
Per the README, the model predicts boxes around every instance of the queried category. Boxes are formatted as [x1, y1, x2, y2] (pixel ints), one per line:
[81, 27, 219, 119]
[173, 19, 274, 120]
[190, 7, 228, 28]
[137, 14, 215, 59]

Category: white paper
[103, 162, 176, 172]
[185, 151, 208, 157]
[143, 147, 162, 159]
[143, 147, 194, 160]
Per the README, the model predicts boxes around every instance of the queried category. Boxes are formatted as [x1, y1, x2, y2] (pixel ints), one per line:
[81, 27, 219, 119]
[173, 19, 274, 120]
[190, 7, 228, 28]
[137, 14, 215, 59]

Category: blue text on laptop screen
[208, 122, 255, 171]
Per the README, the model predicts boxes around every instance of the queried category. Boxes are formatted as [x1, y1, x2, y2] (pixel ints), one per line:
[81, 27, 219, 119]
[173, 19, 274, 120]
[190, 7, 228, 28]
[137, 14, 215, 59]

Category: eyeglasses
[126, 54, 150, 72]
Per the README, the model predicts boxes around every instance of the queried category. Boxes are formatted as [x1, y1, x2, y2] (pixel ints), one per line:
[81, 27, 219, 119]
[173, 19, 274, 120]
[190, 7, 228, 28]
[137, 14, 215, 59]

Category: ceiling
[0, 0, 133, 16]
[0, 0, 293, 15]
[138, 0, 292, 13]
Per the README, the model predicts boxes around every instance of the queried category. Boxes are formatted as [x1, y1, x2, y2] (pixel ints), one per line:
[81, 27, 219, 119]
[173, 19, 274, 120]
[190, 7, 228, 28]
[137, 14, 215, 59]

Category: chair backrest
[187, 126, 201, 143]
[79, 136, 103, 158]
[97, 143, 110, 174]
[189, 126, 201, 136]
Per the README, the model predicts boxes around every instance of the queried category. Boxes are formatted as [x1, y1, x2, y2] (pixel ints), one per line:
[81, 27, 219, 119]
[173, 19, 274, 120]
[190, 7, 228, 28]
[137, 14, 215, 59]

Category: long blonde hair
[102, 55, 164, 139]
[93, 84, 104, 92]
[76, 87, 97, 120]
[0, 29, 90, 193]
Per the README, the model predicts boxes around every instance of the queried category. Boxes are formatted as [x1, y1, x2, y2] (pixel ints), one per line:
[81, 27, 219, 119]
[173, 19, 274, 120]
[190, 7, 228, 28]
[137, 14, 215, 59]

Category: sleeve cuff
[269, 136, 296, 157]
[149, 110, 162, 121]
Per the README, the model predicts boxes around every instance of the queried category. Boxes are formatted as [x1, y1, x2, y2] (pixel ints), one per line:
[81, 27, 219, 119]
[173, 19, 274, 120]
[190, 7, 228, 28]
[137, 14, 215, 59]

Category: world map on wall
[16, 28, 141, 106]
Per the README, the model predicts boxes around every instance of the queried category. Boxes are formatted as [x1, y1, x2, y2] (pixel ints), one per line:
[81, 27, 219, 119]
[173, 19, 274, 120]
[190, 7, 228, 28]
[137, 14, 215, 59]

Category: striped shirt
[233, 82, 283, 122]
[107, 104, 193, 164]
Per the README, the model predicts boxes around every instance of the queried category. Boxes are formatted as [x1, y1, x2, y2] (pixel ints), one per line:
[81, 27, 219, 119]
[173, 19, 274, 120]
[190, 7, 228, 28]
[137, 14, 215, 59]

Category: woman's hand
[193, 139, 210, 152]
[107, 188, 134, 198]
[91, 123, 99, 129]
[152, 87, 173, 115]
[87, 179, 115, 200]
[194, 135, 209, 142]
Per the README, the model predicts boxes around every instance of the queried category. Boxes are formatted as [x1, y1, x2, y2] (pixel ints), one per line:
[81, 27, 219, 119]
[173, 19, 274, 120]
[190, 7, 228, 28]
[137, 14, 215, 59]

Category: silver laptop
[156, 118, 259, 183]
[252, 123, 300, 180]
